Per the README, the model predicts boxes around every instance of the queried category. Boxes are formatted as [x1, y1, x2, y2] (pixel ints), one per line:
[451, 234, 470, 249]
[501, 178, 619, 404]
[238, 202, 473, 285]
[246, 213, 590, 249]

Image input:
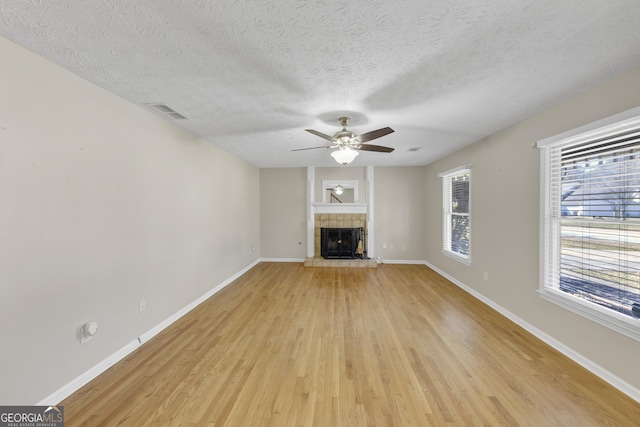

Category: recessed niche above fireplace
[322, 180, 358, 203]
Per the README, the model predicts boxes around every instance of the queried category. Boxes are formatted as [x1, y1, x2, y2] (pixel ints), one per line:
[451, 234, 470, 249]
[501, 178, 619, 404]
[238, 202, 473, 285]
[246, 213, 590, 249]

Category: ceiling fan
[293, 117, 394, 164]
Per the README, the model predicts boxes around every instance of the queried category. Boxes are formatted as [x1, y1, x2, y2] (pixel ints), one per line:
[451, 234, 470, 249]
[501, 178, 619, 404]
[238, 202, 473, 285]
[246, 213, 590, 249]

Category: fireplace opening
[321, 227, 365, 259]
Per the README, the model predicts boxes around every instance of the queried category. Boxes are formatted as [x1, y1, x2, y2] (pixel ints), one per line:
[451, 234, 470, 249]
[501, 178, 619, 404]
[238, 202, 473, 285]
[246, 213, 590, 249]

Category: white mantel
[312, 202, 368, 214]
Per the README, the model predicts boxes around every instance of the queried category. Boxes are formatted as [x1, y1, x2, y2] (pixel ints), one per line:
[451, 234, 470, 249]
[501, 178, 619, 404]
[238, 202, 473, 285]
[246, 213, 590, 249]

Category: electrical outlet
[483, 272, 489, 281]
[139, 300, 146, 313]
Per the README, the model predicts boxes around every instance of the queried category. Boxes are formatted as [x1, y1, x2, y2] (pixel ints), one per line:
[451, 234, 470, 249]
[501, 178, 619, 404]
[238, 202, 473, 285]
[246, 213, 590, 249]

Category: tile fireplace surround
[305, 213, 377, 268]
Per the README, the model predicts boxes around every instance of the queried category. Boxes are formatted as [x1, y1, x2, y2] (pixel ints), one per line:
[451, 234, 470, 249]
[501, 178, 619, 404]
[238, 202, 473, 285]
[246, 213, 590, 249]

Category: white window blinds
[541, 119, 640, 320]
[440, 167, 471, 263]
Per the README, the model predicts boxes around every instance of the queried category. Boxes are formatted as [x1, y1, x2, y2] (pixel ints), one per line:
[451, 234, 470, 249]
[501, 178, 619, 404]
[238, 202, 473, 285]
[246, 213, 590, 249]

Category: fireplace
[314, 213, 366, 257]
[321, 227, 364, 259]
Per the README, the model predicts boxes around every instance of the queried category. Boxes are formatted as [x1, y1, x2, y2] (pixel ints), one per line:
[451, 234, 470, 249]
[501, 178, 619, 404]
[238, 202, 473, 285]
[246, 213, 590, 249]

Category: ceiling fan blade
[357, 144, 395, 153]
[292, 145, 334, 151]
[305, 129, 335, 141]
[358, 127, 394, 143]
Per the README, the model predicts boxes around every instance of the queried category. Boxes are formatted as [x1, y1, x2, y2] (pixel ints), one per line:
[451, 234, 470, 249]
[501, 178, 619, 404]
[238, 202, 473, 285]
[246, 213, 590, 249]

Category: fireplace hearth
[321, 227, 364, 259]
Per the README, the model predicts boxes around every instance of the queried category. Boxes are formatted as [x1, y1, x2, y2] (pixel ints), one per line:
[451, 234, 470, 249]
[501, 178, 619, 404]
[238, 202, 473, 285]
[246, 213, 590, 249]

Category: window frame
[439, 165, 472, 265]
[537, 106, 640, 342]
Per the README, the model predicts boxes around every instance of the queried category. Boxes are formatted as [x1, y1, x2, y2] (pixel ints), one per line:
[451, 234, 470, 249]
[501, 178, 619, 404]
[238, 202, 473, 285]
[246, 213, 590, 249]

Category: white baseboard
[137, 259, 260, 345]
[423, 260, 640, 404]
[380, 259, 426, 265]
[37, 259, 260, 405]
[260, 258, 305, 262]
[36, 339, 140, 406]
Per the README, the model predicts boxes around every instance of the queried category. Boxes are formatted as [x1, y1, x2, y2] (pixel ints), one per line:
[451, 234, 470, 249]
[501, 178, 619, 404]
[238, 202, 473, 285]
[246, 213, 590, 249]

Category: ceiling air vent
[408, 147, 421, 152]
[145, 103, 187, 120]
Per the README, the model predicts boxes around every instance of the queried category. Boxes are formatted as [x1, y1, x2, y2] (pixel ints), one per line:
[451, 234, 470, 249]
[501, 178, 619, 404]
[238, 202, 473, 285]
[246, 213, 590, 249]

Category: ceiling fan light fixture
[296, 116, 394, 159]
[331, 146, 359, 165]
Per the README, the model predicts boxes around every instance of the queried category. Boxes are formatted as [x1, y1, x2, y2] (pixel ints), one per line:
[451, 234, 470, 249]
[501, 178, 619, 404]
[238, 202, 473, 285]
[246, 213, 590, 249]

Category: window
[538, 107, 640, 341]
[439, 166, 471, 264]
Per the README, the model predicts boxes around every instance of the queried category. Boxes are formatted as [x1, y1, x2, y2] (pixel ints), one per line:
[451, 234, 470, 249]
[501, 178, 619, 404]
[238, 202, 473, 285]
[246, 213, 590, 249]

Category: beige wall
[0, 38, 260, 404]
[424, 65, 640, 393]
[374, 167, 427, 261]
[259, 168, 307, 258]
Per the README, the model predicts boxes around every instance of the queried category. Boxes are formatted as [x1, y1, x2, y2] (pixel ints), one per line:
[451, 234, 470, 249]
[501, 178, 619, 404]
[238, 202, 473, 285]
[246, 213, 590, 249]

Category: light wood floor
[62, 263, 640, 426]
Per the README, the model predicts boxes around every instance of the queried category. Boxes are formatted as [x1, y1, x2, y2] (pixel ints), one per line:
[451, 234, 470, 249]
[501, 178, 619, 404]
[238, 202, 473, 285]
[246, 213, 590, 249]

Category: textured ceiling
[2, 1, 640, 167]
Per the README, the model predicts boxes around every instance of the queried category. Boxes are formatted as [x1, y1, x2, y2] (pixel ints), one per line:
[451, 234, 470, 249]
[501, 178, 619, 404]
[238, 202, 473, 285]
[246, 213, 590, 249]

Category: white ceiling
[2, 1, 640, 168]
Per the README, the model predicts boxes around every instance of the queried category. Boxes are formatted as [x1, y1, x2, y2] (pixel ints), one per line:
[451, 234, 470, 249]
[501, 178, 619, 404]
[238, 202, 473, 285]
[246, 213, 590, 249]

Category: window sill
[538, 287, 640, 342]
[442, 250, 471, 266]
